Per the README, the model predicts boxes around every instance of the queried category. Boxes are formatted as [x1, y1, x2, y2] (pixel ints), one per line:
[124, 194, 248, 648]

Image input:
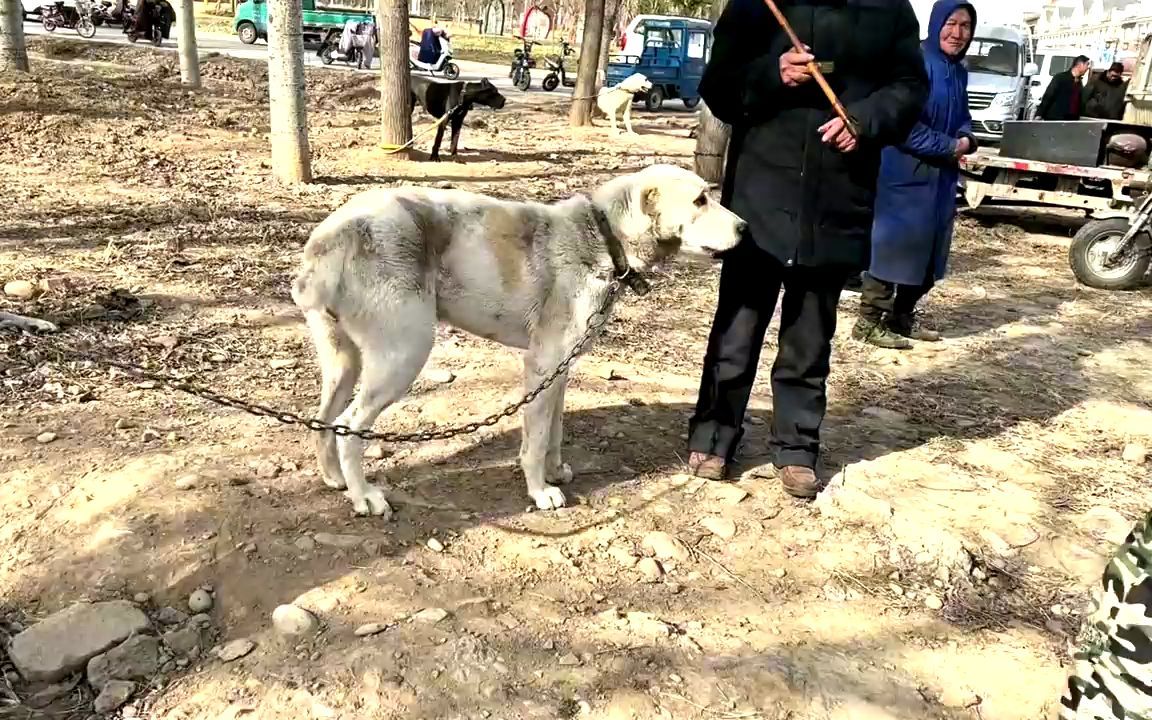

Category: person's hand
[780, 45, 815, 87]
[818, 116, 857, 153]
[954, 136, 972, 158]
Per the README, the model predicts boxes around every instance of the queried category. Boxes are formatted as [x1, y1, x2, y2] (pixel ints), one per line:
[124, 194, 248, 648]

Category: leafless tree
[267, 0, 313, 183]
[177, 0, 201, 88]
[693, 0, 728, 183]
[569, 0, 606, 125]
[0, 0, 29, 73]
[378, 0, 413, 153]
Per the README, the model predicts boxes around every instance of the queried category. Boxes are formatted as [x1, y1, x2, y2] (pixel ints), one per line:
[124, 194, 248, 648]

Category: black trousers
[688, 240, 850, 469]
[858, 271, 934, 322]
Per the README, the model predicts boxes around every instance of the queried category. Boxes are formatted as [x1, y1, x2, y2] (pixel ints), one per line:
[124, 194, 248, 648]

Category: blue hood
[924, 0, 976, 63]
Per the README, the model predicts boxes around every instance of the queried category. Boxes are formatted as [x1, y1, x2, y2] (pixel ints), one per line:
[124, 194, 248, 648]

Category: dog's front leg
[546, 382, 573, 486]
[448, 110, 465, 159]
[429, 118, 447, 162]
[521, 347, 569, 511]
[623, 102, 636, 135]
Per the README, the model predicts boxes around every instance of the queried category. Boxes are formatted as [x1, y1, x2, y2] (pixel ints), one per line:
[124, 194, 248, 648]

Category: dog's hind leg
[305, 310, 361, 491]
[546, 381, 573, 486]
[335, 296, 436, 517]
[623, 102, 635, 135]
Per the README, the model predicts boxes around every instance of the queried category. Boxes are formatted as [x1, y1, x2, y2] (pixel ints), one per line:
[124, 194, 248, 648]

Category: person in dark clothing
[1083, 62, 1129, 120]
[1037, 55, 1091, 121]
[685, 0, 929, 498]
[853, 0, 977, 349]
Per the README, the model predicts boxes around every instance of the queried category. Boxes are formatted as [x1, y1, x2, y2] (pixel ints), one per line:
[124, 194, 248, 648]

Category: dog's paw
[530, 486, 567, 511]
[548, 463, 574, 486]
[347, 484, 393, 519]
[321, 473, 348, 490]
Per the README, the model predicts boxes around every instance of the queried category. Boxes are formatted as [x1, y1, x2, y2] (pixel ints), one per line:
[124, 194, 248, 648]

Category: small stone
[141, 429, 161, 443]
[154, 335, 179, 350]
[272, 605, 318, 636]
[924, 594, 944, 610]
[354, 623, 389, 637]
[1122, 443, 1148, 464]
[155, 607, 188, 625]
[861, 406, 909, 423]
[558, 653, 581, 666]
[36, 432, 57, 444]
[700, 517, 737, 540]
[709, 484, 749, 505]
[364, 444, 387, 459]
[641, 531, 689, 562]
[8, 601, 151, 683]
[93, 680, 135, 714]
[214, 638, 255, 662]
[313, 533, 363, 549]
[637, 557, 664, 582]
[87, 635, 160, 691]
[174, 475, 200, 490]
[132, 593, 150, 605]
[162, 628, 201, 657]
[772, 568, 788, 578]
[115, 418, 137, 430]
[423, 368, 455, 384]
[426, 537, 445, 553]
[4, 280, 38, 299]
[497, 613, 521, 629]
[188, 614, 212, 629]
[187, 590, 213, 613]
[889, 583, 904, 596]
[411, 608, 450, 624]
[269, 358, 298, 370]
[294, 536, 317, 552]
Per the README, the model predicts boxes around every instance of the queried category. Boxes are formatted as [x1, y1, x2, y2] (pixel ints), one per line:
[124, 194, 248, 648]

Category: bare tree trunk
[0, 0, 29, 73]
[569, 0, 605, 126]
[693, 0, 729, 183]
[378, 0, 412, 153]
[177, 0, 201, 88]
[596, 0, 621, 88]
[267, 0, 312, 183]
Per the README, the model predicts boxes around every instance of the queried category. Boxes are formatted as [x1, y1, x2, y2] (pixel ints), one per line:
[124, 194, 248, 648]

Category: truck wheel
[237, 21, 257, 45]
[1069, 218, 1151, 290]
[682, 96, 700, 109]
[645, 86, 664, 111]
[443, 62, 460, 80]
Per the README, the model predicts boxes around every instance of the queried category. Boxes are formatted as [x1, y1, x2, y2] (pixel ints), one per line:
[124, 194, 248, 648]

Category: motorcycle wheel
[319, 46, 334, 65]
[76, 17, 96, 38]
[151, 27, 162, 45]
[127, 31, 138, 42]
[541, 73, 559, 92]
[42, 18, 57, 31]
[1068, 218, 1151, 290]
[91, 15, 102, 25]
[515, 69, 531, 91]
[443, 62, 460, 80]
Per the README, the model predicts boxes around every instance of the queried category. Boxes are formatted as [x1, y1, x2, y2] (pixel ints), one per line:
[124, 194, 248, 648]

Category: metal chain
[9, 280, 624, 444]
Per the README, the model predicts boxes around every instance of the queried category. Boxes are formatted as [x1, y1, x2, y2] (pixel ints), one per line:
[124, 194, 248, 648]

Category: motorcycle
[509, 37, 536, 92]
[408, 38, 460, 80]
[318, 27, 366, 68]
[541, 40, 575, 92]
[40, 0, 96, 38]
[1069, 191, 1152, 291]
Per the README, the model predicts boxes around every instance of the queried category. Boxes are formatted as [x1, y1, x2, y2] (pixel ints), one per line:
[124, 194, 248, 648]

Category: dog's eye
[694, 192, 708, 208]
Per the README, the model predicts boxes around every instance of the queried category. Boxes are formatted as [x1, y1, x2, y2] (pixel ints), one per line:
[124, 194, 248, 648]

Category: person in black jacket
[685, 0, 928, 498]
[1037, 55, 1090, 121]
[1083, 62, 1129, 120]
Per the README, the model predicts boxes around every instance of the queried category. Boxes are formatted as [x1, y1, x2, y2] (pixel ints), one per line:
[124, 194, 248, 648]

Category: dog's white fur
[292, 164, 746, 518]
[595, 73, 653, 134]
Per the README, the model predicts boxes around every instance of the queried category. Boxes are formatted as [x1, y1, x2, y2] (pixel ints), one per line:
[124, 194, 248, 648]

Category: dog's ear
[641, 186, 660, 217]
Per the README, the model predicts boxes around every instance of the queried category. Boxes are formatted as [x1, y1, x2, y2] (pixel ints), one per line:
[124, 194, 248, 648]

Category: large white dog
[292, 164, 746, 518]
[594, 72, 653, 134]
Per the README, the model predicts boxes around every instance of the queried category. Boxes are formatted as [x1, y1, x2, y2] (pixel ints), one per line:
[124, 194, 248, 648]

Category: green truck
[233, 0, 374, 45]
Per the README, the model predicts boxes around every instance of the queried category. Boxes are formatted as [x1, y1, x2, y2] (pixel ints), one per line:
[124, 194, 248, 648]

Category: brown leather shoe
[780, 465, 820, 499]
[688, 451, 727, 481]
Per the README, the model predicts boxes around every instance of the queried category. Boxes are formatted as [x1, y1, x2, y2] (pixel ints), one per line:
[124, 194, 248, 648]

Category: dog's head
[463, 78, 507, 110]
[593, 164, 746, 268]
[619, 73, 653, 94]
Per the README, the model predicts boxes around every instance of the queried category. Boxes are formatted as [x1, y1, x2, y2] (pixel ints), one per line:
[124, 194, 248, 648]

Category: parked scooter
[408, 37, 460, 79]
[40, 0, 95, 38]
[509, 37, 536, 91]
[541, 40, 575, 92]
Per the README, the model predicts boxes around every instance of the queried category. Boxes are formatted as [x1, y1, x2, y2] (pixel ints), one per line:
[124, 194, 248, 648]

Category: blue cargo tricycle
[605, 17, 712, 111]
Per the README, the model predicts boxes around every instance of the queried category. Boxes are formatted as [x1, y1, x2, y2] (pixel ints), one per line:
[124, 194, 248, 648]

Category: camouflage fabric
[1060, 510, 1152, 720]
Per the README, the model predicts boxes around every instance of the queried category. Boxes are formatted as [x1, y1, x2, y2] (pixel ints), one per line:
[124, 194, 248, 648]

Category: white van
[616, 14, 711, 57]
[963, 24, 1039, 142]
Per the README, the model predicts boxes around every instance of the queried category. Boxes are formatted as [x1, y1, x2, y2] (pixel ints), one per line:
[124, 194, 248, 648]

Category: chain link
[9, 280, 624, 443]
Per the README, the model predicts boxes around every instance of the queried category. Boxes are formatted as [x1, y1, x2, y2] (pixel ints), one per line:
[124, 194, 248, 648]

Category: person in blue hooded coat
[852, 0, 977, 349]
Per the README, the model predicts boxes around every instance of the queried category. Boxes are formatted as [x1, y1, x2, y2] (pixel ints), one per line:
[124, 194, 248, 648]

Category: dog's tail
[291, 215, 360, 317]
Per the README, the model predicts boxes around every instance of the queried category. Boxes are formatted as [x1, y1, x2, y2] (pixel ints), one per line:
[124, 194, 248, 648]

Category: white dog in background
[594, 73, 653, 135]
[292, 164, 747, 518]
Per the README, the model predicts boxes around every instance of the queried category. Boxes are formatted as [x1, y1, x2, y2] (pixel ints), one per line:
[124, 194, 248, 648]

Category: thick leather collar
[587, 203, 650, 296]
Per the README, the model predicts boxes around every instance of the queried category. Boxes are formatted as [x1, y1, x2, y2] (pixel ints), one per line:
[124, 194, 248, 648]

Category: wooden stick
[762, 0, 859, 137]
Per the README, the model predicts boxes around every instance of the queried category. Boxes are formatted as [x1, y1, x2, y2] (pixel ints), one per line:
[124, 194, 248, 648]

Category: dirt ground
[2, 37, 1152, 720]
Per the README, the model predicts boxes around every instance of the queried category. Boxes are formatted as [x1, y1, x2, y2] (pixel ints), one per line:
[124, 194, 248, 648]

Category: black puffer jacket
[702, 0, 929, 269]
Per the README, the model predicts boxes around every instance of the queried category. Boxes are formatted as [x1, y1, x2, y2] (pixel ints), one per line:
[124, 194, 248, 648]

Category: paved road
[21, 20, 692, 109]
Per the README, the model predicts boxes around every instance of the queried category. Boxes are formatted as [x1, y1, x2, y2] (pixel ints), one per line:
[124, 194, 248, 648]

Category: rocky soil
[1, 37, 1151, 720]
